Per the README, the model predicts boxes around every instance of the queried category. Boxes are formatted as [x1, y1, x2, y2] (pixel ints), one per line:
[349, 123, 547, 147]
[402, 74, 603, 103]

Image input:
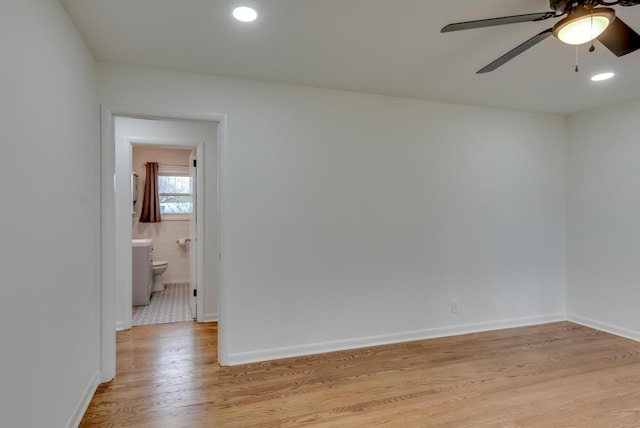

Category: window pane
[159, 195, 193, 214]
[157, 175, 193, 214]
[158, 176, 191, 194]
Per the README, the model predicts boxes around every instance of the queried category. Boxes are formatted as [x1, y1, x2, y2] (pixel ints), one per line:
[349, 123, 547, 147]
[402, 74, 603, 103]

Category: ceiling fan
[441, 0, 640, 73]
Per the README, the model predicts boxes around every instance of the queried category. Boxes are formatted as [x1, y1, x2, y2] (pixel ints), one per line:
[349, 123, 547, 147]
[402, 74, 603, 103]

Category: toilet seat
[152, 260, 168, 268]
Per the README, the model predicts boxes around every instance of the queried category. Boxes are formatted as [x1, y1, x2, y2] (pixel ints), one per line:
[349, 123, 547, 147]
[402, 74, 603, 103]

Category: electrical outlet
[451, 299, 459, 314]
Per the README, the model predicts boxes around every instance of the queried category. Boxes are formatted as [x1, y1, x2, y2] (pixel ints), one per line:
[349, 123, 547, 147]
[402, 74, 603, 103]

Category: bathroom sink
[132, 239, 152, 247]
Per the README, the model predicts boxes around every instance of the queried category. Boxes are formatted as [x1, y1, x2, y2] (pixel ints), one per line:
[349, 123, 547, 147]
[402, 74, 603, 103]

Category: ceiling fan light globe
[557, 16, 610, 44]
[552, 8, 615, 45]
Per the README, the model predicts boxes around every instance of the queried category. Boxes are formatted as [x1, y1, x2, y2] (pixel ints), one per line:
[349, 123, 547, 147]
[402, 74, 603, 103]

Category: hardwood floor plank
[80, 321, 640, 427]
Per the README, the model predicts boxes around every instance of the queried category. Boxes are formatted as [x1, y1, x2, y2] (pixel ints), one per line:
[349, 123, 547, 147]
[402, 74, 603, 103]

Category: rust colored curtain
[139, 162, 162, 223]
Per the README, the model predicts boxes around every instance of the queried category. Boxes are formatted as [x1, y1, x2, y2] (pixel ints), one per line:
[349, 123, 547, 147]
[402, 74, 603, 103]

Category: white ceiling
[60, 0, 640, 114]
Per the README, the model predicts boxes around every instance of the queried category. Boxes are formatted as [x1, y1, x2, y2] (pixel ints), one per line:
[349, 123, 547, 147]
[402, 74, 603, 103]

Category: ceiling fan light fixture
[553, 7, 615, 45]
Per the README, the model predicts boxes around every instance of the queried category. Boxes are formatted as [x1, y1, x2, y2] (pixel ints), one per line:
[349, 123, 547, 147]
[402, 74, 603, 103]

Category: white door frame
[100, 105, 229, 381]
[188, 149, 198, 319]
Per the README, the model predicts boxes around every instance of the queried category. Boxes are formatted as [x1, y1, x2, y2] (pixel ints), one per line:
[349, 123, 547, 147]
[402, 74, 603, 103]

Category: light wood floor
[80, 321, 640, 427]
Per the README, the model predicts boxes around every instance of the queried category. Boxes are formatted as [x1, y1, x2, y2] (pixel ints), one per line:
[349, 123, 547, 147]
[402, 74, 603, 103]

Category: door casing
[100, 105, 229, 382]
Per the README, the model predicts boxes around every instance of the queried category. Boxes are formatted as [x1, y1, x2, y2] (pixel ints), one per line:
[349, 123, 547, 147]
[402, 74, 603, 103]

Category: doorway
[100, 112, 225, 382]
[131, 144, 195, 325]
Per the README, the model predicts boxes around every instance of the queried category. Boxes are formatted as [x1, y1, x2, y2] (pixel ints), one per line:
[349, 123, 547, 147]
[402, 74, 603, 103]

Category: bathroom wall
[132, 146, 192, 284]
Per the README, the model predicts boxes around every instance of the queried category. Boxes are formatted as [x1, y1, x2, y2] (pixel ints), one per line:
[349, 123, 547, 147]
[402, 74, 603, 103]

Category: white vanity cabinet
[132, 239, 153, 306]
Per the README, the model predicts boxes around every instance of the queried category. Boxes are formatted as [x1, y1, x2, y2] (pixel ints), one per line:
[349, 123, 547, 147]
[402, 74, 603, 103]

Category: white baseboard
[228, 313, 566, 366]
[202, 312, 218, 323]
[66, 371, 101, 428]
[165, 280, 190, 286]
[115, 320, 126, 331]
[567, 313, 640, 342]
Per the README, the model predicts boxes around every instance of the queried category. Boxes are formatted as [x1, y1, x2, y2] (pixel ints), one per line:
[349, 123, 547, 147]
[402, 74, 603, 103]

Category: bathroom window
[157, 165, 192, 216]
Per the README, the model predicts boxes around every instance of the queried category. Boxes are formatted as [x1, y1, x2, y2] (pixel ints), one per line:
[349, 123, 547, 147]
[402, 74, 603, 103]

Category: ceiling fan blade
[441, 12, 556, 33]
[477, 28, 553, 74]
[597, 17, 640, 57]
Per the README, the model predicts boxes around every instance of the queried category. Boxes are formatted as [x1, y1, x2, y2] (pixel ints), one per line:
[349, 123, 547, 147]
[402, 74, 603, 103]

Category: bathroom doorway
[131, 144, 195, 326]
[111, 116, 219, 333]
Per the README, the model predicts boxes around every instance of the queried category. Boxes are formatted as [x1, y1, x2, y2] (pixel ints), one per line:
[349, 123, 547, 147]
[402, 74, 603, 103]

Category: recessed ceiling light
[591, 72, 615, 82]
[233, 6, 257, 23]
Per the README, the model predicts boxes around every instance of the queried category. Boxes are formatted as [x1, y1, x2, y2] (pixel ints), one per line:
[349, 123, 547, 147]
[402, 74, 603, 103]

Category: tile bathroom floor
[132, 282, 193, 326]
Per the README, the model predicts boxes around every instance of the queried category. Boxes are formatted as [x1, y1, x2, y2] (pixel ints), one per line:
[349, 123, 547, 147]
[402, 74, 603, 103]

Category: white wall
[0, 1, 100, 427]
[132, 146, 192, 284]
[567, 97, 640, 339]
[99, 63, 567, 364]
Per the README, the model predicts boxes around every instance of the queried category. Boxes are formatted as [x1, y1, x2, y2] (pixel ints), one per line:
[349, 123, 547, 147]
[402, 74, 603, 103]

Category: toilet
[152, 260, 168, 292]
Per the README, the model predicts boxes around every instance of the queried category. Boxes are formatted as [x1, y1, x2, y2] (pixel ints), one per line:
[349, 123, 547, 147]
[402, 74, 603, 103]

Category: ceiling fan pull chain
[589, 10, 596, 52]
[575, 45, 579, 72]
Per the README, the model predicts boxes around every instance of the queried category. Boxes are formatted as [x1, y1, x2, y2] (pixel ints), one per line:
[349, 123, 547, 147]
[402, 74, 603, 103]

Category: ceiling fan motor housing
[550, 0, 574, 12]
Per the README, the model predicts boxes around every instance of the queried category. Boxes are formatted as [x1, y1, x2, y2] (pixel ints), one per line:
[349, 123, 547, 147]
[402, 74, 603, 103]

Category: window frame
[157, 165, 193, 220]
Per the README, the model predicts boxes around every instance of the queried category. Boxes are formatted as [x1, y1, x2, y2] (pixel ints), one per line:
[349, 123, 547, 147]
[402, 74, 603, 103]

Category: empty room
[3, 1, 640, 427]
